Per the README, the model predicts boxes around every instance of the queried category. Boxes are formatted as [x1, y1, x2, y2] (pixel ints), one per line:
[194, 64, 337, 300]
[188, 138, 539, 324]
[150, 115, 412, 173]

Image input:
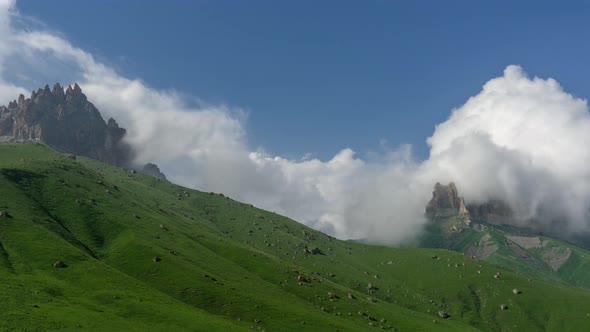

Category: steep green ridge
[421, 213, 590, 290]
[2, 144, 590, 331]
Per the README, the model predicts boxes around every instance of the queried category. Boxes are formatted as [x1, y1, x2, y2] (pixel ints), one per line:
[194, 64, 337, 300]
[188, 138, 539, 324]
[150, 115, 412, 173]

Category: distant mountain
[0, 83, 166, 180]
[420, 182, 590, 289]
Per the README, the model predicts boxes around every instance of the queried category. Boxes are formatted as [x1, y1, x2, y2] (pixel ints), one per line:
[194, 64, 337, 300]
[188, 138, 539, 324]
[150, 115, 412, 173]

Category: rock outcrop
[141, 163, 167, 181]
[0, 83, 168, 180]
[425, 182, 471, 222]
[0, 83, 132, 167]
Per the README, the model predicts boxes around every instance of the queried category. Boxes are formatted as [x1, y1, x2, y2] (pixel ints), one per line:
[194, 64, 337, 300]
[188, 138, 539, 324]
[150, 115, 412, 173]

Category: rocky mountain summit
[0, 83, 165, 180]
[422, 181, 590, 289]
[425, 182, 471, 222]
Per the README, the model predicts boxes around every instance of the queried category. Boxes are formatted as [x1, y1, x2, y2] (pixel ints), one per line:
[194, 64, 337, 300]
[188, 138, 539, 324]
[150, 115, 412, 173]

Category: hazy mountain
[421, 182, 590, 289]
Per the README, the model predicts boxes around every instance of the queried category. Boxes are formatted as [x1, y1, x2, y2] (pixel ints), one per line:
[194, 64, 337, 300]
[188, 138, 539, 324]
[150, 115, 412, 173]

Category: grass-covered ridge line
[421, 211, 590, 290]
[1, 143, 590, 331]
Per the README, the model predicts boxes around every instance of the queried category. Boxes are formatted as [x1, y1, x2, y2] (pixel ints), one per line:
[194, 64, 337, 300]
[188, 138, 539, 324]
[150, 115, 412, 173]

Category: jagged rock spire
[425, 182, 471, 222]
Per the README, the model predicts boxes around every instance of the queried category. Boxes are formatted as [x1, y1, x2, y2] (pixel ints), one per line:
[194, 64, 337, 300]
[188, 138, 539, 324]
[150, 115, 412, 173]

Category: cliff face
[0, 83, 133, 167]
[425, 182, 471, 222]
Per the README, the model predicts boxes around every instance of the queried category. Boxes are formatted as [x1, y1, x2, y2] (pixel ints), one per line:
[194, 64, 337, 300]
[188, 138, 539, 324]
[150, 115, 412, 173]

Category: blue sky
[17, 0, 590, 160]
[5, 1, 590, 240]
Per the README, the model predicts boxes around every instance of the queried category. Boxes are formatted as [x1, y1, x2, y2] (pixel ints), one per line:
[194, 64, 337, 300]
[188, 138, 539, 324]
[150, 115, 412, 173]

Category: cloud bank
[1, 1, 590, 243]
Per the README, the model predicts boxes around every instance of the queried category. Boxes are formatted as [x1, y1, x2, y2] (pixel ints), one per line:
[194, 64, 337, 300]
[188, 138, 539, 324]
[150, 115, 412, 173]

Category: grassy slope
[422, 215, 590, 290]
[1, 144, 590, 331]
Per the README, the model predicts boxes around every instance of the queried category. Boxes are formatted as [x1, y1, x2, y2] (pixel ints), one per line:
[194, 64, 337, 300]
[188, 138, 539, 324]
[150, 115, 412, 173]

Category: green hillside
[2, 144, 590, 331]
[421, 213, 590, 290]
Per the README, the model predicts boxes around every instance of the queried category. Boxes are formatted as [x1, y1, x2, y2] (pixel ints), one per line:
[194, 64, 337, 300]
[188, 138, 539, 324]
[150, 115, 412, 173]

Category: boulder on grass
[438, 311, 450, 319]
[53, 261, 66, 268]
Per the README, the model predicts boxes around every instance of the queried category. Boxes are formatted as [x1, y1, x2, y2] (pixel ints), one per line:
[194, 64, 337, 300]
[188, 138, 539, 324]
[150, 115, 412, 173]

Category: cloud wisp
[1, 2, 590, 243]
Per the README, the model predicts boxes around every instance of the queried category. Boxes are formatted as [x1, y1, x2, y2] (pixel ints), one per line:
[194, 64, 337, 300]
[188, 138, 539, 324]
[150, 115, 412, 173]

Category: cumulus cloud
[424, 66, 590, 232]
[1, 2, 590, 243]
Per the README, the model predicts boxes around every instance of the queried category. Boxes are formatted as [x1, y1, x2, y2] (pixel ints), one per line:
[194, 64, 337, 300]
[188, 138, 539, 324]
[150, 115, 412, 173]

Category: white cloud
[1, 2, 590, 243]
[424, 66, 590, 232]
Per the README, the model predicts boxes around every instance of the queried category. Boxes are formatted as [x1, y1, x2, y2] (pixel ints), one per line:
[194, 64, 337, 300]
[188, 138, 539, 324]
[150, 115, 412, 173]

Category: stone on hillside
[296, 275, 309, 283]
[437, 311, 450, 319]
[512, 288, 521, 295]
[67, 154, 76, 160]
[53, 261, 66, 268]
[500, 304, 508, 310]
[347, 292, 356, 300]
[152, 256, 161, 263]
[303, 246, 322, 255]
[0, 210, 8, 218]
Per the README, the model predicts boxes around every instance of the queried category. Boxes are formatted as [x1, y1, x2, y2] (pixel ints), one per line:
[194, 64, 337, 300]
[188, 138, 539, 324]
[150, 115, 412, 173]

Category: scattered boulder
[512, 288, 521, 295]
[437, 311, 450, 319]
[67, 154, 76, 160]
[152, 256, 162, 263]
[347, 292, 356, 300]
[296, 275, 309, 283]
[0, 210, 8, 218]
[160, 224, 168, 231]
[53, 261, 66, 268]
[500, 304, 508, 310]
[303, 246, 322, 255]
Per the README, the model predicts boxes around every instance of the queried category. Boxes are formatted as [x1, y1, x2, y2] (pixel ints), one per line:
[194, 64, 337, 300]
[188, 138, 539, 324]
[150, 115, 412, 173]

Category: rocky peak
[52, 83, 65, 98]
[425, 182, 471, 221]
[141, 163, 167, 181]
[0, 83, 168, 180]
[0, 83, 131, 166]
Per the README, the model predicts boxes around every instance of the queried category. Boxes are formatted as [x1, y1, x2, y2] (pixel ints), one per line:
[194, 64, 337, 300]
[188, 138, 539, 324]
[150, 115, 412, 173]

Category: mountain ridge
[0, 83, 167, 180]
[2, 143, 590, 331]
[421, 182, 590, 290]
